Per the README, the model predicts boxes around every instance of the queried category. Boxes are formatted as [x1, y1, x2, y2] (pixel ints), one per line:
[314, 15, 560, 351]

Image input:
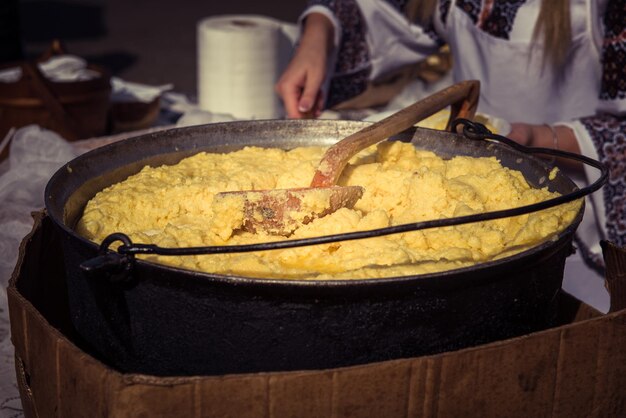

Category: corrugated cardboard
[8, 212, 626, 417]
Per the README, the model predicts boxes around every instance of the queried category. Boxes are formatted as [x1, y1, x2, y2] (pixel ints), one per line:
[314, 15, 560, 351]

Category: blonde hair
[407, 0, 572, 71]
[533, 0, 572, 71]
[406, 0, 437, 27]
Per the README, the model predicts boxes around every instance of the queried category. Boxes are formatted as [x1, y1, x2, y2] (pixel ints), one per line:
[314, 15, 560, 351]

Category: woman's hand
[508, 123, 579, 153]
[508, 122, 582, 170]
[275, 13, 335, 118]
[507, 123, 536, 147]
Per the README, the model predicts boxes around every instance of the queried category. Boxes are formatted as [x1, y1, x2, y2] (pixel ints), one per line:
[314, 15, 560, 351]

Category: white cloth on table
[0, 126, 81, 418]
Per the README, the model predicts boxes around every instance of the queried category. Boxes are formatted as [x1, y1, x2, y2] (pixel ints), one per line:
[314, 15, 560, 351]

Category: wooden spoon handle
[311, 80, 480, 187]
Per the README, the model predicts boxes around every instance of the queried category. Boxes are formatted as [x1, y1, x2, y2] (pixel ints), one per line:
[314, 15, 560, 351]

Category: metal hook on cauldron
[80, 232, 136, 283]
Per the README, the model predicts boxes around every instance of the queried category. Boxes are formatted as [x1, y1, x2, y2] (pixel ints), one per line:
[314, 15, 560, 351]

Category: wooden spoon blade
[212, 81, 480, 237]
[213, 185, 364, 236]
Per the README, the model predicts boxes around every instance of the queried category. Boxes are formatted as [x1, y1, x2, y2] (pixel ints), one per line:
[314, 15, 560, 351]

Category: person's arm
[507, 0, 625, 162]
[276, 0, 371, 118]
[276, 0, 444, 118]
[510, 0, 626, 249]
[507, 123, 580, 154]
[275, 13, 335, 118]
[506, 122, 583, 172]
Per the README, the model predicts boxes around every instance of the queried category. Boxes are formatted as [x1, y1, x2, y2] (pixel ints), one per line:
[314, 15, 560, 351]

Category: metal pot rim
[45, 119, 598, 288]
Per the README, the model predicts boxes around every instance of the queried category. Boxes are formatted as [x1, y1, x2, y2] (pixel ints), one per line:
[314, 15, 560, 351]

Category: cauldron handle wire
[81, 119, 609, 274]
[454, 119, 603, 165]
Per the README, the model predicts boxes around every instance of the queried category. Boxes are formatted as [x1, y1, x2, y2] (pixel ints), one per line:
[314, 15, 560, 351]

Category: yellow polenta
[77, 141, 581, 280]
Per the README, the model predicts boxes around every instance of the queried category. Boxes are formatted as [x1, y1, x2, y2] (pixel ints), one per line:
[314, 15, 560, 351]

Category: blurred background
[1, 0, 305, 97]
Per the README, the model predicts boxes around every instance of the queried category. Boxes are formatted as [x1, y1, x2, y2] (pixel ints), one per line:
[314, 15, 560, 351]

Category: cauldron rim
[45, 119, 584, 292]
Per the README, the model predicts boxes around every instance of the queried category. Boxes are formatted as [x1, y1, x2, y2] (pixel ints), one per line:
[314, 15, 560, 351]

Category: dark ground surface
[8, 0, 305, 97]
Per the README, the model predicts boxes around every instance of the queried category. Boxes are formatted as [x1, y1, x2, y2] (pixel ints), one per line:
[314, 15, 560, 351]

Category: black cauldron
[44, 120, 605, 376]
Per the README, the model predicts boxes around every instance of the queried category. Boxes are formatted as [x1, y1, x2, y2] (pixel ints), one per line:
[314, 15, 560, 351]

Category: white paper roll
[197, 15, 296, 120]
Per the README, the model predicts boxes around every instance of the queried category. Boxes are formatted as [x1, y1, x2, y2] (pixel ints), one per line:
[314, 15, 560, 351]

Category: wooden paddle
[214, 80, 480, 236]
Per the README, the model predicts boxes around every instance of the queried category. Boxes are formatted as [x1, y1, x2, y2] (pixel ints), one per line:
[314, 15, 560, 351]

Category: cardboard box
[8, 212, 626, 417]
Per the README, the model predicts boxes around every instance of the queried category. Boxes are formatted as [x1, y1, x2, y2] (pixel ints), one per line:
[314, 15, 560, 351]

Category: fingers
[275, 44, 326, 119]
[297, 70, 324, 116]
[276, 74, 304, 118]
[276, 66, 325, 119]
[275, 13, 332, 119]
[314, 90, 325, 117]
[275, 75, 324, 118]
